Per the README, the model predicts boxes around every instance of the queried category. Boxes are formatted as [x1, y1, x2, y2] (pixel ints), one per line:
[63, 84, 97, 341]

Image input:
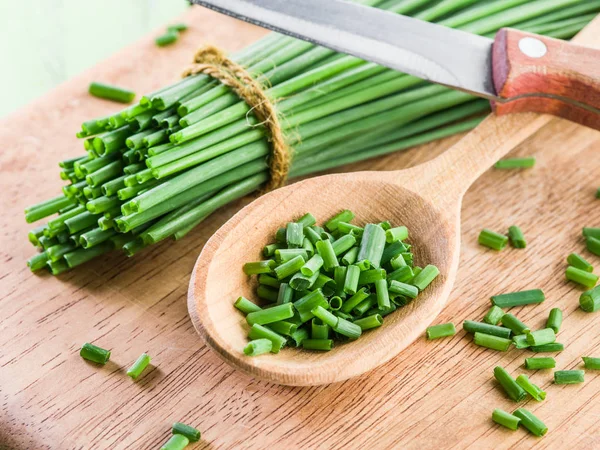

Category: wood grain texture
[188, 112, 552, 386]
[1, 7, 600, 450]
[492, 24, 600, 130]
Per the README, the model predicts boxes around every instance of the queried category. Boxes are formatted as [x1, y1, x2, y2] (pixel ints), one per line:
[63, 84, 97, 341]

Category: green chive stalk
[24, 0, 599, 272]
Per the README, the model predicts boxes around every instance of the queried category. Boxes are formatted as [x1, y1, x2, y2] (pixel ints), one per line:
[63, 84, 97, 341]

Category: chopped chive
[266, 321, 297, 336]
[411, 265, 439, 291]
[332, 234, 357, 256]
[246, 303, 294, 326]
[474, 332, 512, 351]
[302, 339, 333, 351]
[258, 274, 281, 289]
[257, 284, 278, 302]
[244, 338, 273, 356]
[530, 343, 564, 353]
[554, 370, 584, 385]
[311, 318, 329, 339]
[155, 31, 179, 47]
[275, 248, 308, 262]
[289, 328, 309, 347]
[325, 210, 355, 232]
[341, 247, 359, 266]
[337, 222, 363, 237]
[243, 260, 275, 275]
[493, 366, 527, 402]
[333, 266, 347, 297]
[301, 254, 323, 276]
[358, 268, 386, 286]
[126, 353, 151, 379]
[27, 251, 49, 272]
[352, 295, 377, 318]
[381, 241, 407, 266]
[388, 280, 418, 299]
[483, 305, 505, 325]
[492, 409, 521, 431]
[516, 374, 546, 401]
[491, 289, 545, 308]
[286, 222, 304, 248]
[88, 82, 135, 103]
[580, 286, 600, 312]
[566, 266, 598, 288]
[316, 239, 339, 272]
[513, 409, 547, 437]
[567, 253, 593, 272]
[304, 227, 322, 245]
[525, 357, 556, 370]
[426, 323, 456, 340]
[343, 265, 360, 295]
[462, 320, 511, 339]
[276, 283, 294, 305]
[494, 157, 536, 169]
[390, 253, 407, 270]
[302, 237, 314, 257]
[526, 328, 556, 346]
[478, 229, 508, 251]
[546, 308, 562, 334]
[296, 213, 316, 228]
[508, 225, 526, 248]
[353, 314, 383, 331]
[387, 266, 413, 283]
[293, 289, 328, 315]
[340, 287, 370, 313]
[289, 270, 319, 291]
[374, 279, 390, 309]
[160, 434, 189, 450]
[312, 274, 336, 296]
[333, 317, 362, 340]
[357, 224, 386, 268]
[582, 357, 600, 370]
[311, 305, 339, 328]
[248, 324, 286, 353]
[583, 227, 600, 239]
[512, 334, 530, 349]
[263, 243, 282, 257]
[385, 226, 408, 243]
[378, 221, 391, 230]
[586, 236, 600, 256]
[274, 255, 305, 280]
[172, 422, 200, 442]
[80, 342, 111, 365]
[500, 313, 529, 335]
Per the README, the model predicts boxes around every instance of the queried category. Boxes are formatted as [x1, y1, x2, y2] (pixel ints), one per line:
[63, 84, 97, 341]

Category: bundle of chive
[234, 211, 439, 354]
[25, 0, 600, 274]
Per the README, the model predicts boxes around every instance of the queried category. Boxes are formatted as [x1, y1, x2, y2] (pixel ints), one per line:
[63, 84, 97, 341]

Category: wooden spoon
[187, 22, 600, 386]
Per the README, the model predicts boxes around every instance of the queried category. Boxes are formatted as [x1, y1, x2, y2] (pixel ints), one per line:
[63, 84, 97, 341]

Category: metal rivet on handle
[518, 37, 547, 58]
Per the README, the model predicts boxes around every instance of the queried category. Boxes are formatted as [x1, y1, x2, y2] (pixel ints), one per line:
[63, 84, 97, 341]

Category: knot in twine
[182, 45, 290, 192]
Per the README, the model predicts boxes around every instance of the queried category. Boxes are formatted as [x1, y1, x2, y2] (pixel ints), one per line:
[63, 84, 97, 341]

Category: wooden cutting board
[1, 7, 600, 450]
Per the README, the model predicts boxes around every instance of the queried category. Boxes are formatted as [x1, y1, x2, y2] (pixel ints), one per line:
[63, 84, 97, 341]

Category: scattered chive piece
[525, 357, 556, 370]
[492, 409, 521, 431]
[172, 422, 200, 442]
[244, 339, 273, 356]
[513, 408, 548, 437]
[597, 188, 600, 199]
[566, 266, 598, 288]
[526, 328, 556, 346]
[168, 23, 188, 32]
[426, 323, 456, 340]
[583, 228, 600, 239]
[491, 289, 545, 308]
[478, 229, 508, 251]
[483, 305, 505, 325]
[516, 374, 546, 401]
[80, 342, 111, 365]
[493, 366, 527, 402]
[512, 334, 530, 349]
[580, 286, 600, 312]
[462, 320, 511, 339]
[411, 265, 439, 291]
[155, 32, 179, 47]
[508, 225, 526, 248]
[126, 353, 151, 379]
[494, 157, 536, 169]
[567, 253, 593, 272]
[530, 343, 564, 353]
[586, 236, 600, 256]
[582, 357, 600, 370]
[474, 333, 512, 352]
[545, 308, 562, 334]
[88, 82, 135, 103]
[500, 313, 529, 335]
[160, 434, 189, 450]
[554, 370, 584, 385]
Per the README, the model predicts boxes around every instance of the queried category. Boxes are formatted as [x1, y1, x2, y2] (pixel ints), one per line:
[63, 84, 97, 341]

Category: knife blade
[191, 0, 498, 100]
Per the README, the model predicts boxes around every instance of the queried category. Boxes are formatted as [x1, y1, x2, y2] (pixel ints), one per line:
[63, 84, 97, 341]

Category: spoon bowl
[188, 113, 551, 385]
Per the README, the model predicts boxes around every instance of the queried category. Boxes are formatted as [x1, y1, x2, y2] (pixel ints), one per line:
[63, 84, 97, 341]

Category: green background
[0, 0, 189, 118]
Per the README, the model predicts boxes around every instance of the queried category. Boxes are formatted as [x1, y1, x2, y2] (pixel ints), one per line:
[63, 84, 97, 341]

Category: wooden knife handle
[491, 27, 600, 130]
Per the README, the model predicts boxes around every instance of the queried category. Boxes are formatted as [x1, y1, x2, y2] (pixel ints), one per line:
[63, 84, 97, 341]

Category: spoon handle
[406, 17, 600, 207]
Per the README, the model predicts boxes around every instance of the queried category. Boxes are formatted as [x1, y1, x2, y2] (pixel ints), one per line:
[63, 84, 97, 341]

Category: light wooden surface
[188, 111, 551, 386]
[2, 7, 600, 450]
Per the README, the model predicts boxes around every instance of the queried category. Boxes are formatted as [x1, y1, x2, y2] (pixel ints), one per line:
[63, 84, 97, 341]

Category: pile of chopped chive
[234, 210, 439, 354]
[23, 0, 599, 274]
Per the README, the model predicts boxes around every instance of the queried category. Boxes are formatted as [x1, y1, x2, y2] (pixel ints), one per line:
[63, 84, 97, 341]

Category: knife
[191, 0, 600, 130]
